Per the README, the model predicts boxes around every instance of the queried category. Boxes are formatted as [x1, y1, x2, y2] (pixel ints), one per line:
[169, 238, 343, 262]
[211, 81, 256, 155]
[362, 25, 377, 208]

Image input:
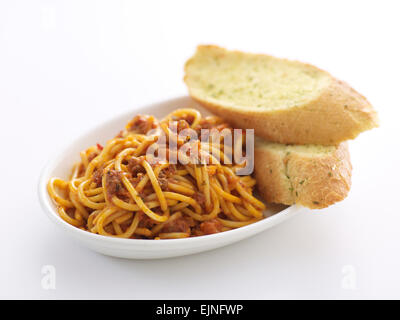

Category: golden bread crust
[185, 45, 378, 145]
[254, 142, 352, 209]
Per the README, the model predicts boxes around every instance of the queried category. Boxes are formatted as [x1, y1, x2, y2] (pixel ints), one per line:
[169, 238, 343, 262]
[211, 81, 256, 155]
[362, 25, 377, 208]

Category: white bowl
[38, 96, 304, 259]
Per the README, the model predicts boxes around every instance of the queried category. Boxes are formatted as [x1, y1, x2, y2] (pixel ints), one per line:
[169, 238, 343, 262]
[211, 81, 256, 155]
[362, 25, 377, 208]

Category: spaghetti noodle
[47, 108, 266, 239]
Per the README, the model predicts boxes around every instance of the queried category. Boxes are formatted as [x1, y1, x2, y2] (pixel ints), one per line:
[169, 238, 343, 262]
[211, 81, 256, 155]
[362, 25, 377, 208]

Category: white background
[1, 0, 399, 299]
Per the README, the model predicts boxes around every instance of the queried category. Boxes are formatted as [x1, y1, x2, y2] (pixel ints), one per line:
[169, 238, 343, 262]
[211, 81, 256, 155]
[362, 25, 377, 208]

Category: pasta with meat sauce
[47, 108, 266, 239]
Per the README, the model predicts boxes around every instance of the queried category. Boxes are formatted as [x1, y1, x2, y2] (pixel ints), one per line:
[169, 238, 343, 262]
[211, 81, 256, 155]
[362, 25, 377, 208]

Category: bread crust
[254, 142, 352, 209]
[185, 45, 378, 145]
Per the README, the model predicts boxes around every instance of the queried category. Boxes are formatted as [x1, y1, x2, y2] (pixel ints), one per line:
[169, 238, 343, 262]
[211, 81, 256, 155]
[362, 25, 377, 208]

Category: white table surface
[1, 0, 399, 299]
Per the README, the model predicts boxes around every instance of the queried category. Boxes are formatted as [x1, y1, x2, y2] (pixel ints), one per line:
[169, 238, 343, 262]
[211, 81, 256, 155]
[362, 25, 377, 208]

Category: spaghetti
[47, 108, 266, 239]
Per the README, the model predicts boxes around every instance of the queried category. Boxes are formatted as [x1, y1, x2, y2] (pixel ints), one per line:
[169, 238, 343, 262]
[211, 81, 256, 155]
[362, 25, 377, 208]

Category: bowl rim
[38, 95, 303, 247]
